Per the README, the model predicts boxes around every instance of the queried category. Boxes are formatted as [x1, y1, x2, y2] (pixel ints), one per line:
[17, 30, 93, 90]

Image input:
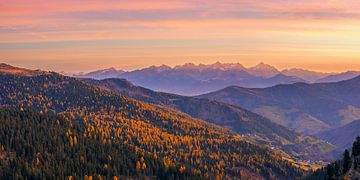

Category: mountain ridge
[316, 120, 360, 149]
[85, 77, 339, 161]
[72, 67, 124, 80]
[0, 63, 48, 77]
[316, 71, 360, 83]
[248, 62, 280, 78]
[281, 68, 330, 82]
[68, 62, 360, 95]
[198, 75, 360, 135]
[0, 63, 306, 178]
[117, 63, 306, 95]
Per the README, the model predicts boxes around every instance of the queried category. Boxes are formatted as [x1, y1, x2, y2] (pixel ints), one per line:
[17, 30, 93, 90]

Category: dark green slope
[0, 109, 192, 179]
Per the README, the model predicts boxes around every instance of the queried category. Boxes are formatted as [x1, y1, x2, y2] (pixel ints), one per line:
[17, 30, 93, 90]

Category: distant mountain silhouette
[71, 62, 360, 96]
[174, 61, 247, 71]
[282, 68, 330, 82]
[316, 120, 360, 149]
[117, 62, 306, 95]
[198, 76, 360, 135]
[73, 67, 124, 80]
[248, 62, 280, 78]
[316, 71, 360, 83]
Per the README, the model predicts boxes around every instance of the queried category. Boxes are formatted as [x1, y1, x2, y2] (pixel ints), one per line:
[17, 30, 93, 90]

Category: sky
[1, 0, 360, 73]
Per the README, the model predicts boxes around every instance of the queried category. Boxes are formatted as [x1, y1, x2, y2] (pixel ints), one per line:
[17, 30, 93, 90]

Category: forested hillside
[0, 66, 303, 179]
[86, 78, 338, 161]
[0, 109, 193, 179]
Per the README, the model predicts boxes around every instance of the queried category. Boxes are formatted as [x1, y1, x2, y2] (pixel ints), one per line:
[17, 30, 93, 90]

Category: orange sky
[1, 0, 360, 73]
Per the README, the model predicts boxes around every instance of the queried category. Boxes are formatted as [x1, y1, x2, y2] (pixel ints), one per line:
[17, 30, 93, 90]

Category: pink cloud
[0, 0, 192, 16]
[1, 0, 360, 73]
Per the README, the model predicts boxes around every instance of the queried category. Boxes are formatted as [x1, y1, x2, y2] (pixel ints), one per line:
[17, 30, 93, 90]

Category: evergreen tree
[352, 136, 360, 157]
[343, 149, 351, 174]
[333, 162, 340, 178]
[326, 164, 334, 180]
[0, 72, 305, 179]
[307, 137, 360, 180]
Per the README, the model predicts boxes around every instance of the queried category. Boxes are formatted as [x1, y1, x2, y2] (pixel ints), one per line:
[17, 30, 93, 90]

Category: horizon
[2, 1, 360, 178]
[2, 60, 359, 74]
[2, 0, 360, 73]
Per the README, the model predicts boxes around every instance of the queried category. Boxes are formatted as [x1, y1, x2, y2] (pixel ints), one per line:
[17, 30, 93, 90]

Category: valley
[1, 62, 359, 179]
[0, 64, 305, 179]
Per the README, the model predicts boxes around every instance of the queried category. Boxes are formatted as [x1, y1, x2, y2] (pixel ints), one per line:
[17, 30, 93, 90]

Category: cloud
[2, 0, 360, 21]
[1, 0, 360, 72]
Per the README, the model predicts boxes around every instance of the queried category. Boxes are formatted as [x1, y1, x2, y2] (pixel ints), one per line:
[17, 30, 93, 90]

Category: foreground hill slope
[0, 64, 302, 179]
[198, 76, 360, 134]
[0, 109, 193, 179]
[306, 137, 360, 179]
[86, 78, 338, 161]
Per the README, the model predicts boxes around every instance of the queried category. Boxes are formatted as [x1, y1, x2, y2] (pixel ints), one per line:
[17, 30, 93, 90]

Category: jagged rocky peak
[248, 62, 280, 78]
[175, 61, 247, 71]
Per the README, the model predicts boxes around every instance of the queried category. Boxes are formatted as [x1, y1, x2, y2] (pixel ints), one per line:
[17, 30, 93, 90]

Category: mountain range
[71, 61, 360, 151]
[72, 67, 125, 80]
[117, 63, 306, 95]
[84, 78, 339, 161]
[2, 62, 360, 178]
[71, 62, 358, 95]
[315, 71, 360, 83]
[316, 120, 360, 149]
[198, 76, 360, 148]
[0, 63, 307, 178]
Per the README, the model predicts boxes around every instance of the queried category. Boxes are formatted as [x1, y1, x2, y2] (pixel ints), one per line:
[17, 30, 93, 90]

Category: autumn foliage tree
[0, 72, 303, 179]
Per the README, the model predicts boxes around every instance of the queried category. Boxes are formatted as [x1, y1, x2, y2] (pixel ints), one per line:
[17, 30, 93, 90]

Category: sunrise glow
[1, 0, 360, 72]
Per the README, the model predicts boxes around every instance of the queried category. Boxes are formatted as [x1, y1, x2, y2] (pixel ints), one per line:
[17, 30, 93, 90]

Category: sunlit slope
[0, 64, 303, 179]
[85, 78, 338, 161]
